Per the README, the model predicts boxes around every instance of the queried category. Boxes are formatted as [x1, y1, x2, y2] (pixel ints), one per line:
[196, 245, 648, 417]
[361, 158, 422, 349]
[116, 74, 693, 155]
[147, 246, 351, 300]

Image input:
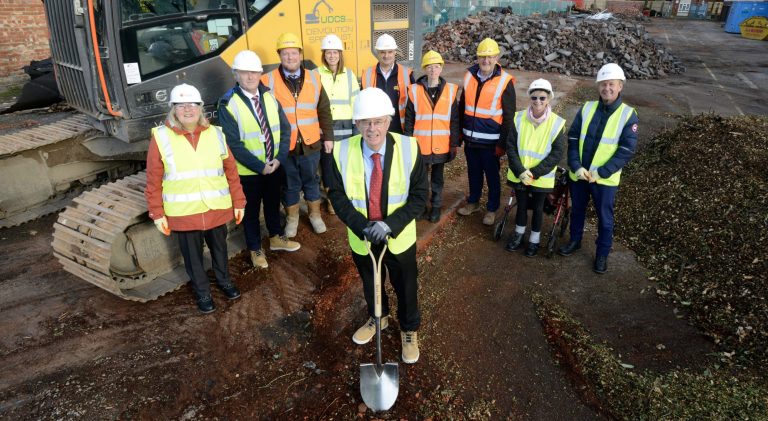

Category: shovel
[360, 240, 399, 411]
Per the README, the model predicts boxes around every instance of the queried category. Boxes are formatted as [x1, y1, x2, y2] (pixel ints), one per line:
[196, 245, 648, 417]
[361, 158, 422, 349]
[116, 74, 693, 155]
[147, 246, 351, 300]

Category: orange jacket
[261, 69, 322, 150]
[362, 63, 412, 127]
[407, 82, 457, 156]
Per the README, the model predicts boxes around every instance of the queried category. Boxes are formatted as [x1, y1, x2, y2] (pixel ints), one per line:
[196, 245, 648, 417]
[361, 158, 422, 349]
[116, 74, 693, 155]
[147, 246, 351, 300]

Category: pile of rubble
[423, 10, 684, 79]
[616, 114, 768, 362]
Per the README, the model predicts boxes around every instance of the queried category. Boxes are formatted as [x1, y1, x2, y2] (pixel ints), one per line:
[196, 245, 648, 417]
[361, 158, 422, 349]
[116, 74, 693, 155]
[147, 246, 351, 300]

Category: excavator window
[120, 2, 241, 82]
[247, 0, 280, 24]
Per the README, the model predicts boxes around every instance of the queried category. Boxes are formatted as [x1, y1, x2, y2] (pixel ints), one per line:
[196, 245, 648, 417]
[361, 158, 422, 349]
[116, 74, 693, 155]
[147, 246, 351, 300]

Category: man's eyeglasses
[357, 119, 388, 129]
[175, 103, 201, 109]
[530, 96, 548, 102]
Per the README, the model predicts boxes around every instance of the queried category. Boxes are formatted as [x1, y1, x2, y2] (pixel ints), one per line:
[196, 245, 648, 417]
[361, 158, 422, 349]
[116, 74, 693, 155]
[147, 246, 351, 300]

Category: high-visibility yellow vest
[408, 82, 457, 156]
[568, 101, 637, 186]
[262, 69, 321, 150]
[333, 133, 418, 255]
[153, 125, 233, 217]
[362, 63, 412, 129]
[507, 111, 565, 189]
[316, 66, 359, 139]
[222, 91, 282, 176]
[462, 68, 514, 143]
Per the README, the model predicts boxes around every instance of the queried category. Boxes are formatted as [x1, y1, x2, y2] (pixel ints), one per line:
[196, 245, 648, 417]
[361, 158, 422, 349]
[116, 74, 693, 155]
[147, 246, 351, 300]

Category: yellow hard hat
[421, 50, 444, 68]
[276, 32, 302, 51]
[476, 38, 500, 57]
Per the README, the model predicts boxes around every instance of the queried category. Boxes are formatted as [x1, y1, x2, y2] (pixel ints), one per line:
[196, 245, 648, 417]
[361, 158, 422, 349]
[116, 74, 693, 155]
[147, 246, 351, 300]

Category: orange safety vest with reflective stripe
[261, 69, 321, 150]
[462, 69, 514, 144]
[361, 63, 412, 128]
[408, 82, 457, 156]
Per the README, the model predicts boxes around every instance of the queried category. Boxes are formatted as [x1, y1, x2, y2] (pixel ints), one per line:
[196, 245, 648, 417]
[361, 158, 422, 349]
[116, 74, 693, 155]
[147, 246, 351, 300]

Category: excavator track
[51, 171, 245, 302]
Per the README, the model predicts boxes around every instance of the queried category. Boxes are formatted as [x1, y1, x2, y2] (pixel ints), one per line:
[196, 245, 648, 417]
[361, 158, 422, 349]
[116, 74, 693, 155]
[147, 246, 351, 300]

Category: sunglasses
[530, 96, 548, 102]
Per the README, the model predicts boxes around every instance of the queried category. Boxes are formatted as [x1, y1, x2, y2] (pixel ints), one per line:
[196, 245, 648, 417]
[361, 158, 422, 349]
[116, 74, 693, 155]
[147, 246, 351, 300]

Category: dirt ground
[1, 19, 766, 420]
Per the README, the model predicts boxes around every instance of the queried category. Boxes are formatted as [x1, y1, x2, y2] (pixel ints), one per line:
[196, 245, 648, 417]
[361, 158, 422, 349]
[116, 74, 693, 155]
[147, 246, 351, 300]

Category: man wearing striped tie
[328, 88, 428, 364]
[218, 50, 300, 269]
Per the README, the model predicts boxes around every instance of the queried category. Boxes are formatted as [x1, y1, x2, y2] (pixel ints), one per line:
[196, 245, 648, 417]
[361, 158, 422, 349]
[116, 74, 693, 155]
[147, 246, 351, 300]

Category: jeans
[283, 151, 321, 205]
[465, 146, 501, 212]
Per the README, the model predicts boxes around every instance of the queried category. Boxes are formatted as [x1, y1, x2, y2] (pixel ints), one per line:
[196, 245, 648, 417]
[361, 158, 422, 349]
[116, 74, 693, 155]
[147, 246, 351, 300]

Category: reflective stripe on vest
[224, 92, 282, 175]
[568, 101, 636, 186]
[506, 111, 565, 189]
[153, 125, 233, 216]
[317, 66, 358, 125]
[262, 69, 321, 150]
[362, 63, 411, 128]
[409, 82, 456, 156]
[333, 133, 418, 255]
[462, 69, 512, 143]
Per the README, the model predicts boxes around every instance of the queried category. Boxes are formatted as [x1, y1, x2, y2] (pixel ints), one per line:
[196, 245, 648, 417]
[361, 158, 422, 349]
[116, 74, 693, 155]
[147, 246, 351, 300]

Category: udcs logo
[305, 0, 347, 24]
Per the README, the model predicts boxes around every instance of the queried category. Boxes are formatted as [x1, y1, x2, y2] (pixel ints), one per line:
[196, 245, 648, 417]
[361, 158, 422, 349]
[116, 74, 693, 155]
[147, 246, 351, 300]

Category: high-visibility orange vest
[462, 68, 515, 145]
[408, 82, 457, 156]
[261, 69, 321, 150]
[362, 63, 412, 128]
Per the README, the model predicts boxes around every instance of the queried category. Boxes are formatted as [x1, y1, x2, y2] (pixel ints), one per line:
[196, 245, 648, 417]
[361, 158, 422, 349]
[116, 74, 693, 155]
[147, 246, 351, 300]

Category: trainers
[217, 283, 241, 300]
[250, 249, 268, 268]
[401, 331, 420, 364]
[482, 211, 496, 226]
[457, 202, 481, 216]
[196, 296, 215, 314]
[352, 316, 389, 345]
[270, 235, 301, 252]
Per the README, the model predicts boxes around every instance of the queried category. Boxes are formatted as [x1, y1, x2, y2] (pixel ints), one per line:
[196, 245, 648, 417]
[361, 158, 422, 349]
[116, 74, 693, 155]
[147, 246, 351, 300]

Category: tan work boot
[482, 211, 496, 226]
[457, 202, 481, 216]
[308, 199, 327, 234]
[352, 316, 389, 345]
[284, 204, 300, 238]
[269, 235, 300, 252]
[401, 331, 419, 364]
[250, 249, 268, 268]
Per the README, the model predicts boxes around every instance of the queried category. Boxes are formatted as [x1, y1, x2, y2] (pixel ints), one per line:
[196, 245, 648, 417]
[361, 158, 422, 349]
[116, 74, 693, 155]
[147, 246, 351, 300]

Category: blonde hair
[166, 105, 210, 130]
[322, 49, 345, 77]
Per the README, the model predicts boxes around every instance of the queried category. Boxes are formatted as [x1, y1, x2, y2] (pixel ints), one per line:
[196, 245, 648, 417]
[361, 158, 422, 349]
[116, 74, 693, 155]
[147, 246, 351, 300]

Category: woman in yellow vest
[504, 79, 565, 257]
[316, 34, 360, 214]
[404, 50, 460, 223]
[145, 83, 247, 314]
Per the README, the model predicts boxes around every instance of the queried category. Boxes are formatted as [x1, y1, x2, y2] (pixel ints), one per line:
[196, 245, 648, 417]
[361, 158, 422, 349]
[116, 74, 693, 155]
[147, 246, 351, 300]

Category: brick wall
[605, 0, 645, 15]
[0, 0, 51, 78]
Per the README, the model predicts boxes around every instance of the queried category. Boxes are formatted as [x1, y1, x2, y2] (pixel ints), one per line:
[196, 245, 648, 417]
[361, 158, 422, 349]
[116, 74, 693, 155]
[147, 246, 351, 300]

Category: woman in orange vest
[404, 50, 460, 222]
[145, 83, 246, 314]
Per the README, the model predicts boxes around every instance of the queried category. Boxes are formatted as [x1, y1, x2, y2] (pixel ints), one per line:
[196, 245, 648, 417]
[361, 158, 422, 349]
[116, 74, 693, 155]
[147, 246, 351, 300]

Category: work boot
[284, 204, 300, 238]
[270, 235, 301, 252]
[308, 200, 327, 234]
[593, 255, 608, 274]
[505, 232, 524, 252]
[428, 206, 441, 223]
[196, 296, 215, 314]
[557, 240, 581, 257]
[352, 316, 389, 345]
[401, 331, 419, 364]
[217, 283, 241, 300]
[457, 202, 481, 216]
[250, 249, 268, 269]
[524, 242, 539, 258]
[482, 211, 496, 226]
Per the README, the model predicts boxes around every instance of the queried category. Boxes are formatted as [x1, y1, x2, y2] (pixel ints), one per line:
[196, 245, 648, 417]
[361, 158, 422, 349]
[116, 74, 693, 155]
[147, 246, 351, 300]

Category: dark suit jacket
[328, 133, 428, 242]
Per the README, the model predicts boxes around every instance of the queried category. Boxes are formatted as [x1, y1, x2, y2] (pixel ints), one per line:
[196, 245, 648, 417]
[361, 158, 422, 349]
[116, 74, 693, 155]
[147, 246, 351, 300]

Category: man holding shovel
[328, 87, 428, 364]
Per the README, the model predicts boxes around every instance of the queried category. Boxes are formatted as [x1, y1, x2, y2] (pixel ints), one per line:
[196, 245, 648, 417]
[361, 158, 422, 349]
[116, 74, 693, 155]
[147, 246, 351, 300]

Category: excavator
[0, 0, 422, 301]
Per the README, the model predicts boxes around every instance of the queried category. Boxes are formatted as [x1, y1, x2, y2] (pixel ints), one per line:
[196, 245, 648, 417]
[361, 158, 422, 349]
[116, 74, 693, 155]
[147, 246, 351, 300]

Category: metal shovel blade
[360, 362, 399, 411]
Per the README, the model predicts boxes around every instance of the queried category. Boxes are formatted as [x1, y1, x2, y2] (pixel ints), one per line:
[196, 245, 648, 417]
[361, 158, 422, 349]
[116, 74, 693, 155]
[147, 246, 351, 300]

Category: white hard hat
[321, 34, 343, 51]
[527, 78, 553, 96]
[596, 63, 626, 83]
[353, 87, 395, 121]
[232, 50, 263, 72]
[169, 83, 202, 106]
[374, 33, 398, 51]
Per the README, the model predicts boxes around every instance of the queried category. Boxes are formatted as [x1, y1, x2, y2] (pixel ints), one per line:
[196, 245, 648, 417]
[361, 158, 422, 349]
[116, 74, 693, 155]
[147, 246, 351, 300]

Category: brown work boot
[269, 235, 300, 252]
[250, 249, 268, 268]
[401, 331, 419, 364]
[284, 204, 300, 238]
[482, 211, 496, 226]
[457, 202, 481, 216]
[352, 316, 389, 345]
[308, 200, 327, 234]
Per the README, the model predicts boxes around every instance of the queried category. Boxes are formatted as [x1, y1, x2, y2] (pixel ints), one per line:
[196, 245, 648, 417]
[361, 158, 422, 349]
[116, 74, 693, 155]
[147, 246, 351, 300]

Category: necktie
[368, 152, 383, 221]
[252, 96, 274, 161]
